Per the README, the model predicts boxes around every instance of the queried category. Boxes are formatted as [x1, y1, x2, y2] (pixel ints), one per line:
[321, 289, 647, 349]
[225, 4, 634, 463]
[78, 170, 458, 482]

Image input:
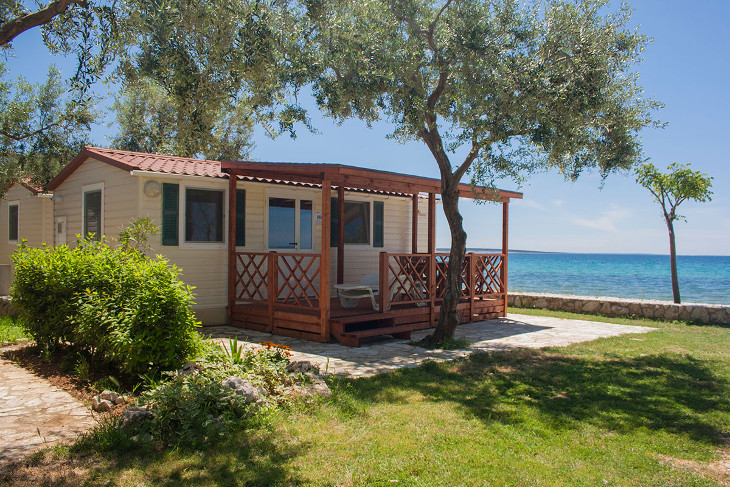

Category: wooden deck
[231, 294, 505, 347]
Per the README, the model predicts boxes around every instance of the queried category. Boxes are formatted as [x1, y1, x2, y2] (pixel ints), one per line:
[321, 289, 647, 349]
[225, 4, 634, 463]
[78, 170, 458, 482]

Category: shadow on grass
[0, 428, 308, 487]
[333, 349, 730, 445]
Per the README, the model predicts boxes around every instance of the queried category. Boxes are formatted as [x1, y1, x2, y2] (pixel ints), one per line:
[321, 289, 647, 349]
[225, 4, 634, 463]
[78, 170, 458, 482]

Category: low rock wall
[508, 292, 730, 325]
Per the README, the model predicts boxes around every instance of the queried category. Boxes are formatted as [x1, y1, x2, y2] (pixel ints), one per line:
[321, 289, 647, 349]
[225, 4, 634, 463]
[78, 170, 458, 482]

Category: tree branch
[0, 121, 65, 142]
[0, 0, 85, 47]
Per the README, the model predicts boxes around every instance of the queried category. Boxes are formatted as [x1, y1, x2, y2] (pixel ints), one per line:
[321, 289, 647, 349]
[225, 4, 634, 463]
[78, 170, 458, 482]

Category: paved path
[204, 313, 655, 377]
[0, 351, 95, 463]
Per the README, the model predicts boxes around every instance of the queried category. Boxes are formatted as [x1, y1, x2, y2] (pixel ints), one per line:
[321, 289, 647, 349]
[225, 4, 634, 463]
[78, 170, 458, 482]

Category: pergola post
[227, 172, 238, 325]
[412, 193, 419, 254]
[320, 178, 332, 341]
[501, 198, 509, 316]
[427, 193, 436, 255]
[337, 186, 345, 284]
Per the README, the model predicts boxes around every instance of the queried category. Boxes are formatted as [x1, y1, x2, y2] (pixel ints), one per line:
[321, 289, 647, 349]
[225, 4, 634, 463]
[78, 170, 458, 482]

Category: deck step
[335, 322, 423, 347]
[344, 322, 421, 338]
[330, 311, 395, 325]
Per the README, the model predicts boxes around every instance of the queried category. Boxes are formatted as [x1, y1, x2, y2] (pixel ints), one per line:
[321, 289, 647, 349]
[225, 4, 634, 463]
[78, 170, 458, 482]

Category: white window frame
[264, 188, 315, 252]
[7, 200, 19, 244]
[180, 182, 228, 250]
[81, 182, 105, 240]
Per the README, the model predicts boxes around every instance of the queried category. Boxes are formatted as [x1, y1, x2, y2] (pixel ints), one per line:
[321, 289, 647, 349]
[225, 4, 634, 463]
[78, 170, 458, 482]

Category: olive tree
[304, 0, 660, 345]
[636, 162, 712, 304]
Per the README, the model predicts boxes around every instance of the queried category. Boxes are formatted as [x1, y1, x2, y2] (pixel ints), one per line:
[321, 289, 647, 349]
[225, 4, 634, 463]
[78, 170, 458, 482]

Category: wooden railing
[379, 252, 505, 311]
[234, 252, 321, 310]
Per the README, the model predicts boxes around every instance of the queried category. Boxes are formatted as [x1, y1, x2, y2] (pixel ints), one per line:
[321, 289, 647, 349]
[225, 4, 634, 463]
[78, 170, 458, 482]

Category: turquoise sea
[455, 250, 730, 305]
[503, 252, 730, 305]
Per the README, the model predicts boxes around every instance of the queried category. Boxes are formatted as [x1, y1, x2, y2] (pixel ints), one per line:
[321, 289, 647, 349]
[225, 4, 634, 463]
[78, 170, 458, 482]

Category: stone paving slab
[203, 313, 655, 378]
[0, 352, 95, 463]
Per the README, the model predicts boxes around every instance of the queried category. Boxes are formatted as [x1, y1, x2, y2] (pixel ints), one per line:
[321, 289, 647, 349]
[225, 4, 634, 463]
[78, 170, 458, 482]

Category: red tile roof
[46, 146, 405, 195]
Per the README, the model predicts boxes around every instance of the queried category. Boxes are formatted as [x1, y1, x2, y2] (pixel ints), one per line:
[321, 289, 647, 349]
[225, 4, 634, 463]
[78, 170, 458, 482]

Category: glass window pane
[185, 188, 223, 242]
[84, 190, 102, 241]
[344, 201, 370, 244]
[300, 200, 312, 249]
[8, 205, 18, 241]
[268, 198, 296, 249]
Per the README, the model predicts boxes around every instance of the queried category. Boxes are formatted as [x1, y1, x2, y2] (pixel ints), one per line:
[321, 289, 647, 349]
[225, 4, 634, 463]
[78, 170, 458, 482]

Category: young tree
[636, 163, 712, 304]
[304, 0, 660, 345]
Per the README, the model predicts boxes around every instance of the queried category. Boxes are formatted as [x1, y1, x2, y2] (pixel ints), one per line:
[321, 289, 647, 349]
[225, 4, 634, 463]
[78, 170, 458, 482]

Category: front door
[55, 217, 67, 246]
[267, 197, 313, 251]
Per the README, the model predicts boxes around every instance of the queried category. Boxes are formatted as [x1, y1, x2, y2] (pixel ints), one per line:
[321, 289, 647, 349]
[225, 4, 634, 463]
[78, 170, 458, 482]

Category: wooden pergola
[221, 161, 523, 346]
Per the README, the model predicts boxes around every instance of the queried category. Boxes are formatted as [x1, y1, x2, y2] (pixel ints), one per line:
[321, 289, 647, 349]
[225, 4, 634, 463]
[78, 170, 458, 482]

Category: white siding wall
[53, 158, 139, 242]
[0, 184, 53, 266]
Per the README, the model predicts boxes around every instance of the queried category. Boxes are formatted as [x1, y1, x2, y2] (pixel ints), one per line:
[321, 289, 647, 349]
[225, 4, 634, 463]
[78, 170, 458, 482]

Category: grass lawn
[0, 315, 28, 346]
[4, 309, 730, 486]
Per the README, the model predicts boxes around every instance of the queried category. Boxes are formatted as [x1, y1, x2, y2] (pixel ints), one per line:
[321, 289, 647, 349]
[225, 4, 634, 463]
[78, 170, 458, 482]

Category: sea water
[504, 252, 730, 305]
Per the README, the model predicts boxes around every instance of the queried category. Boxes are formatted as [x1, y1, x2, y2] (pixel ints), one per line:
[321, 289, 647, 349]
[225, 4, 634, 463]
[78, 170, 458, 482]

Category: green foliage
[119, 345, 290, 448]
[10, 230, 201, 376]
[118, 0, 311, 159]
[110, 77, 255, 160]
[0, 315, 28, 345]
[118, 216, 158, 255]
[306, 0, 660, 184]
[0, 63, 94, 191]
[636, 162, 713, 222]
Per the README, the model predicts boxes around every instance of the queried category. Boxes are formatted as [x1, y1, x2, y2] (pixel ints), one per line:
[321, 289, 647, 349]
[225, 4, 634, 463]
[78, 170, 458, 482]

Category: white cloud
[570, 206, 632, 232]
[513, 198, 548, 211]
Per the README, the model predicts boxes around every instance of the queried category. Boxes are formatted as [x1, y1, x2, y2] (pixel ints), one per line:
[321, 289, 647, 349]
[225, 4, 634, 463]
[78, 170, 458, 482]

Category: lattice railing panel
[235, 253, 269, 303]
[387, 254, 430, 305]
[434, 254, 469, 299]
[474, 254, 504, 296]
[434, 253, 504, 299]
[276, 253, 321, 308]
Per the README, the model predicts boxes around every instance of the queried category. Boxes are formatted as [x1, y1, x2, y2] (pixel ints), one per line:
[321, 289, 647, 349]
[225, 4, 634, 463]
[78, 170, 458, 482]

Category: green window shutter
[161, 183, 179, 246]
[235, 189, 246, 247]
[373, 200, 384, 248]
[330, 197, 339, 247]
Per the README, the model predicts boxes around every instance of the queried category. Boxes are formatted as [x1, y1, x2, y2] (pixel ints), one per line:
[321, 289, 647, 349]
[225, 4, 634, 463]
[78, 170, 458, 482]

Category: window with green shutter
[161, 183, 179, 246]
[235, 189, 245, 246]
[373, 200, 384, 247]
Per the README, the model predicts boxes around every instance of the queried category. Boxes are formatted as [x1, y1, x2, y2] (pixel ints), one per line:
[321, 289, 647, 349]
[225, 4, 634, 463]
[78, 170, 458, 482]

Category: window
[83, 185, 103, 241]
[8, 202, 18, 242]
[331, 199, 371, 245]
[185, 188, 224, 242]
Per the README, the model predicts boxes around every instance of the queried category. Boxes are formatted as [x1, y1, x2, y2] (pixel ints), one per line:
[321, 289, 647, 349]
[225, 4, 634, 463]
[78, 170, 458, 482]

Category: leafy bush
[10, 227, 201, 376]
[134, 345, 291, 448]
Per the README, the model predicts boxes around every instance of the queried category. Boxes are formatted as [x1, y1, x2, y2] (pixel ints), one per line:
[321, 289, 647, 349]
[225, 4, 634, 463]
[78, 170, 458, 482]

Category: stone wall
[508, 292, 730, 325]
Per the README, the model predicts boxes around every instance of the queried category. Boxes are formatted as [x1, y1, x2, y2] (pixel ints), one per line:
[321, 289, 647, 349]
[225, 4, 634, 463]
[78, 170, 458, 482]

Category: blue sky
[5, 0, 729, 255]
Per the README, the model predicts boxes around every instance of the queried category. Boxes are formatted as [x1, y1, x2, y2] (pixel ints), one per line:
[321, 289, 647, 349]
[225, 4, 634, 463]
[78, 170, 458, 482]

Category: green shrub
[134, 346, 290, 448]
[10, 229, 202, 376]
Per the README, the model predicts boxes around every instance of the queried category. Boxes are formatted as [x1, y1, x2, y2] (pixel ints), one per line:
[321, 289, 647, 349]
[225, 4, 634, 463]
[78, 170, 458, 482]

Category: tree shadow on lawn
[0, 429, 309, 487]
[337, 349, 730, 445]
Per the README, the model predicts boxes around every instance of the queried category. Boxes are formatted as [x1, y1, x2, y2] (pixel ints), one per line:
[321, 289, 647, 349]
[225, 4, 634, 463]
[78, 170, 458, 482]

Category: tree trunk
[420, 181, 466, 347]
[666, 218, 680, 304]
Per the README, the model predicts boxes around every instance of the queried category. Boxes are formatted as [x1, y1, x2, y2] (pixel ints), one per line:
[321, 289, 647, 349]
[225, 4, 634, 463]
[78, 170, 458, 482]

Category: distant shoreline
[437, 248, 730, 258]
